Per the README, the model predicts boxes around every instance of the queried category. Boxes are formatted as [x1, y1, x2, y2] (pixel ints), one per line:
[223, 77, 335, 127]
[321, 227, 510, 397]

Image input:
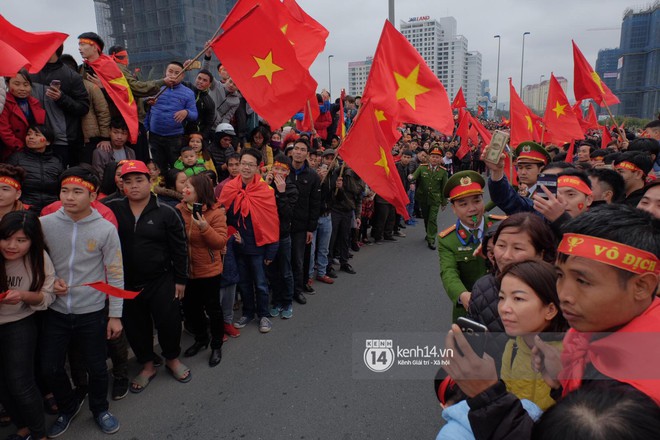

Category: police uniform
[437, 171, 505, 321]
[411, 147, 448, 248]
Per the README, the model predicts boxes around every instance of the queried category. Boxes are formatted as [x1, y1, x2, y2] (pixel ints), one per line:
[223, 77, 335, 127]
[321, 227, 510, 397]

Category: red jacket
[0, 94, 46, 160]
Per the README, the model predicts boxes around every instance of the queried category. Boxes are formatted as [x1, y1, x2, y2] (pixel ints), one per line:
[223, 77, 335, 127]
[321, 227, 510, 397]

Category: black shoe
[209, 348, 222, 367]
[427, 243, 436, 250]
[303, 282, 316, 294]
[112, 378, 129, 401]
[351, 243, 360, 252]
[399, 223, 407, 229]
[340, 264, 356, 274]
[184, 341, 209, 357]
[294, 292, 307, 304]
[153, 354, 163, 368]
[327, 268, 338, 279]
[383, 236, 397, 241]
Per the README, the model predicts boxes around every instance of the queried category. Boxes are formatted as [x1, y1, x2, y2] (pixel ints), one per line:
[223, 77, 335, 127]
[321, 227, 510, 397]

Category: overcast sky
[4, 0, 629, 104]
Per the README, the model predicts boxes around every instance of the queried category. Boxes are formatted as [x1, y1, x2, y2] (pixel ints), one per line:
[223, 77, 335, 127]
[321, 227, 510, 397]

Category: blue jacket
[488, 175, 535, 215]
[226, 205, 279, 261]
[220, 236, 239, 287]
[436, 399, 542, 440]
[146, 84, 198, 136]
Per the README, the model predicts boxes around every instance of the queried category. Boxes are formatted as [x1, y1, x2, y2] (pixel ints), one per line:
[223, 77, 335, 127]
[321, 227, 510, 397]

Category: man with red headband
[442, 204, 660, 438]
[614, 151, 653, 207]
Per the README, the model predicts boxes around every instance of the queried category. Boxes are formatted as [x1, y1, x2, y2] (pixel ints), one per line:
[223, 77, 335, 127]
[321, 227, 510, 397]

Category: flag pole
[601, 99, 627, 146]
[306, 99, 316, 142]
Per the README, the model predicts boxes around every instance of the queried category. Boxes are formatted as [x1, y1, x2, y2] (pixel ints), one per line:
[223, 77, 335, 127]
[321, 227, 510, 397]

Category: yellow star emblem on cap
[109, 75, 135, 105]
[590, 71, 605, 94]
[552, 101, 566, 118]
[252, 51, 283, 84]
[393, 64, 430, 110]
[374, 108, 387, 122]
[374, 147, 390, 176]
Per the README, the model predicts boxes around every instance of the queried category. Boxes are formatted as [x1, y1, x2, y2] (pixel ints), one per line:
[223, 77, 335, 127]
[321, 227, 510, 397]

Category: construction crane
[586, 27, 620, 31]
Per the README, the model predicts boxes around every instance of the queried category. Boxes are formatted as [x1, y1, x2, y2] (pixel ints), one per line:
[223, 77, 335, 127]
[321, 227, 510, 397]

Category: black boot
[184, 341, 209, 357]
[209, 348, 222, 367]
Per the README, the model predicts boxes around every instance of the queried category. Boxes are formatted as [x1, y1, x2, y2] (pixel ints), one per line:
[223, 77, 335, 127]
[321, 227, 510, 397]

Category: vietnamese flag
[85, 54, 139, 144]
[509, 78, 540, 147]
[572, 40, 619, 107]
[601, 126, 613, 149]
[455, 111, 470, 160]
[0, 15, 68, 76]
[221, 0, 328, 69]
[452, 87, 467, 109]
[338, 100, 409, 218]
[212, 5, 317, 129]
[572, 101, 591, 133]
[543, 73, 584, 144]
[469, 113, 493, 144]
[501, 116, 510, 127]
[299, 94, 320, 133]
[586, 103, 600, 130]
[477, 105, 485, 116]
[363, 20, 454, 135]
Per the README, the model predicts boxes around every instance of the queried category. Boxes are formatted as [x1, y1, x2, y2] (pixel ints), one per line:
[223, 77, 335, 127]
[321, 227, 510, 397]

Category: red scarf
[218, 175, 279, 247]
[559, 298, 660, 404]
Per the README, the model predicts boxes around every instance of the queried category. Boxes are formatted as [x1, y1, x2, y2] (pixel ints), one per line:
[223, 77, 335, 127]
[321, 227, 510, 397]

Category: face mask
[271, 140, 281, 149]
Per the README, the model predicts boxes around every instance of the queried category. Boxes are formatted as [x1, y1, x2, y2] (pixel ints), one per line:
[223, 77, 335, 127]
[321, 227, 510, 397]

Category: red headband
[0, 177, 21, 191]
[437, 377, 455, 406]
[61, 177, 96, 193]
[79, 38, 101, 52]
[272, 161, 290, 170]
[616, 161, 642, 173]
[558, 233, 660, 275]
[111, 50, 128, 65]
[557, 176, 592, 196]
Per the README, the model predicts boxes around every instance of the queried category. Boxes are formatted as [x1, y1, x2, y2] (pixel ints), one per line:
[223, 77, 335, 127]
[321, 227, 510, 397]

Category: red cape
[559, 298, 660, 404]
[218, 175, 279, 247]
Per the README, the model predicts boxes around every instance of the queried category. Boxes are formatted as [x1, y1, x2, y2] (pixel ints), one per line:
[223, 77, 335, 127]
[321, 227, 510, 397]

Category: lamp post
[328, 54, 335, 98]
[520, 31, 530, 92]
[538, 74, 545, 112]
[494, 35, 501, 114]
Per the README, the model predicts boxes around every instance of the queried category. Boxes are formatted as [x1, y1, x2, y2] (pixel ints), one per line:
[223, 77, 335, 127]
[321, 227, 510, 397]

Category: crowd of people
[0, 28, 659, 440]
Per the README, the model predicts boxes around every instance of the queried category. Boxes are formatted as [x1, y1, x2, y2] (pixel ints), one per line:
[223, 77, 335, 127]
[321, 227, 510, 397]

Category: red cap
[120, 160, 150, 177]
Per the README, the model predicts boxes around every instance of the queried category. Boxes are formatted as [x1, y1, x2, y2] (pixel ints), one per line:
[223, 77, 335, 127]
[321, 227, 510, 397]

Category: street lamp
[494, 35, 501, 113]
[520, 32, 530, 92]
[328, 55, 335, 98]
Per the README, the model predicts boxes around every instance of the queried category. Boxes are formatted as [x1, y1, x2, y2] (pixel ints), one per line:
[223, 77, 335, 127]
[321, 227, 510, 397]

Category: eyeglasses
[239, 162, 258, 168]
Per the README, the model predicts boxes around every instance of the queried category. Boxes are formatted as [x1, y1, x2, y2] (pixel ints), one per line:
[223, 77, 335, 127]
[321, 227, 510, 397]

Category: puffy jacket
[7, 148, 63, 213]
[0, 93, 46, 160]
[208, 145, 235, 182]
[105, 194, 188, 288]
[30, 60, 89, 148]
[329, 166, 364, 214]
[145, 84, 198, 137]
[219, 237, 239, 287]
[272, 179, 298, 239]
[289, 161, 321, 233]
[177, 202, 227, 279]
[81, 78, 110, 143]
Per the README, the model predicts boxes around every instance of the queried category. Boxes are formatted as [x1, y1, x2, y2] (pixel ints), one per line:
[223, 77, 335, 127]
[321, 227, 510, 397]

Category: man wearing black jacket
[105, 160, 191, 390]
[289, 139, 321, 304]
[183, 70, 216, 142]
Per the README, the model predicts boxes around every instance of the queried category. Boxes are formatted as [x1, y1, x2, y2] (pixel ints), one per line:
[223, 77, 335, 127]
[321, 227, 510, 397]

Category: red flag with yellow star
[543, 73, 584, 144]
[221, 0, 327, 69]
[451, 87, 467, 109]
[509, 78, 541, 147]
[339, 100, 409, 218]
[85, 54, 138, 144]
[572, 40, 619, 107]
[362, 20, 454, 135]
[212, 5, 317, 129]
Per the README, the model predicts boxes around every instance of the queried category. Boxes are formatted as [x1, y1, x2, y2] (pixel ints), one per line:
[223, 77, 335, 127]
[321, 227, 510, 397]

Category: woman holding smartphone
[177, 175, 228, 367]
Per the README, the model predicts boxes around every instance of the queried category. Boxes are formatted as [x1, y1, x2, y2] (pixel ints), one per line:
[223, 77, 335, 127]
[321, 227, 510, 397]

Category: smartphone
[536, 173, 558, 198]
[192, 202, 203, 219]
[50, 79, 61, 90]
[455, 317, 488, 357]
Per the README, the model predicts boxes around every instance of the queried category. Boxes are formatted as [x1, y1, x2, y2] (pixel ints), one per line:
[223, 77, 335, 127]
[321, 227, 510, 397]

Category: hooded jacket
[8, 147, 63, 214]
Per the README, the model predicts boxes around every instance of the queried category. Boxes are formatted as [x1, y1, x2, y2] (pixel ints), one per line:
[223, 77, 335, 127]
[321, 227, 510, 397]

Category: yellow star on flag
[109, 75, 135, 105]
[252, 51, 283, 84]
[524, 115, 533, 133]
[374, 108, 387, 122]
[552, 101, 567, 119]
[393, 64, 430, 110]
[374, 147, 390, 176]
[590, 71, 605, 94]
[280, 23, 295, 45]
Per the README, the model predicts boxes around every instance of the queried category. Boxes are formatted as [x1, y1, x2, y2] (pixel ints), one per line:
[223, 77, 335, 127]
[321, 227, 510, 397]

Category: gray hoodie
[40, 208, 124, 317]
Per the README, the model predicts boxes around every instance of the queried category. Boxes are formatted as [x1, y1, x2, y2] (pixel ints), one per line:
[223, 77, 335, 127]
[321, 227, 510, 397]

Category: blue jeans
[309, 214, 333, 278]
[237, 253, 270, 319]
[407, 189, 415, 219]
[0, 315, 46, 438]
[267, 236, 294, 307]
[41, 309, 109, 417]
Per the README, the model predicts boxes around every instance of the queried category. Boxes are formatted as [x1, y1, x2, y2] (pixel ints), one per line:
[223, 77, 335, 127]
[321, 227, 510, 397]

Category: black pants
[329, 209, 352, 265]
[134, 123, 150, 163]
[371, 202, 395, 240]
[182, 275, 224, 349]
[0, 315, 46, 438]
[69, 329, 130, 388]
[149, 133, 183, 172]
[123, 273, 182, 364]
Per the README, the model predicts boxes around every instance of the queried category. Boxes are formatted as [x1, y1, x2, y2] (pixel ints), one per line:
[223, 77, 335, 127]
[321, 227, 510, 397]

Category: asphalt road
[1, 207, 463, 440]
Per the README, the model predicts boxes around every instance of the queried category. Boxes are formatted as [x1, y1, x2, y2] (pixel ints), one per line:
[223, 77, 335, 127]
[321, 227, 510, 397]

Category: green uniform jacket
[411, 164, 448, 206]
[438, 214, 504, 321]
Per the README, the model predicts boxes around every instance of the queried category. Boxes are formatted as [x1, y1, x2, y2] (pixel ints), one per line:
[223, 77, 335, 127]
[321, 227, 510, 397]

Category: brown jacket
[177, 202, 227, 279]
[81, 79, 111, 143]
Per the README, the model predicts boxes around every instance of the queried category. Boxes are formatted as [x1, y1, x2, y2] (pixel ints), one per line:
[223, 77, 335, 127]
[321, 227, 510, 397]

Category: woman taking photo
[0, 211, 56, 440]
[177, 175, 228, 367]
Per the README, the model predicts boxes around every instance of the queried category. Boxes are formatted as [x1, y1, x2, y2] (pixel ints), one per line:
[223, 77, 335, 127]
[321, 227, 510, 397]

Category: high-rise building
[522, 77, 569, 114]
[616, 4, 660, 118]
[347, 57, 373, 96]
[93, 0, 236, 80]
[399, 16, 482, 110]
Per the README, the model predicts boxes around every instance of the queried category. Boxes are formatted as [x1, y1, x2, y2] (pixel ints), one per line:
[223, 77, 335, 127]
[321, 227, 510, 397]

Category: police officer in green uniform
[438, 170, 505, 321]
[409, 147, 448, 250]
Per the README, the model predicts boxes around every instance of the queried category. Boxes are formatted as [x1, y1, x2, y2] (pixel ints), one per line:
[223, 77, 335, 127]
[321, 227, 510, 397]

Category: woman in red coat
[0, 70, 46, 161]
